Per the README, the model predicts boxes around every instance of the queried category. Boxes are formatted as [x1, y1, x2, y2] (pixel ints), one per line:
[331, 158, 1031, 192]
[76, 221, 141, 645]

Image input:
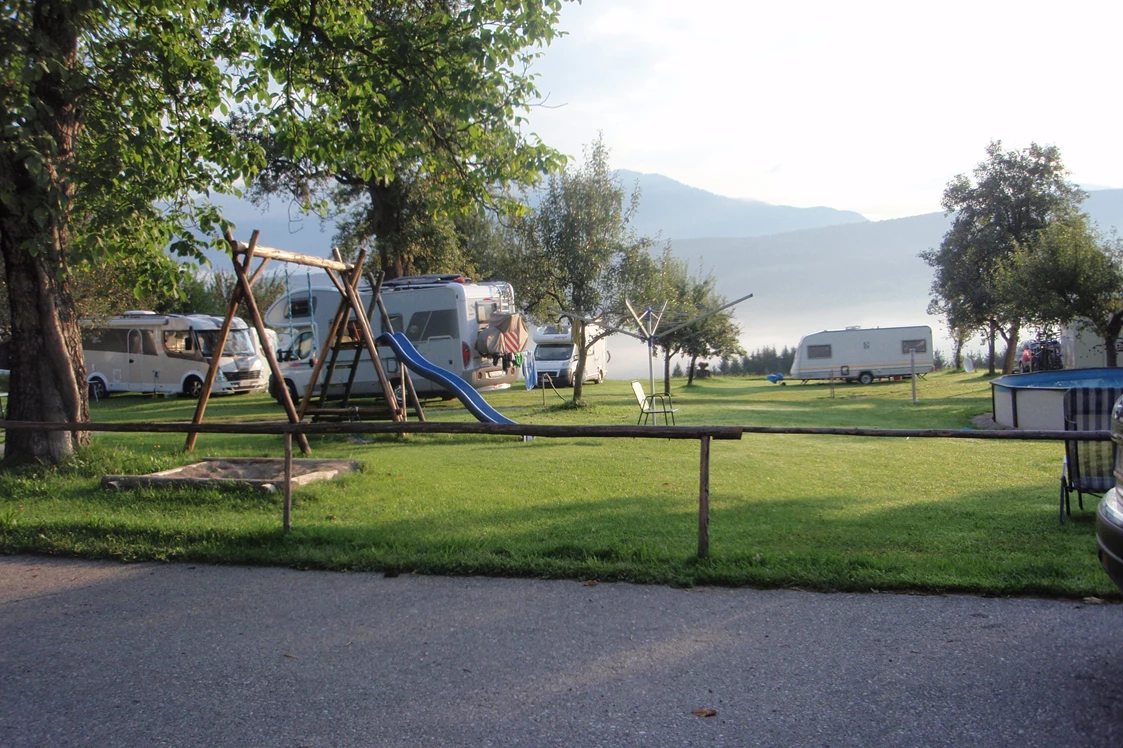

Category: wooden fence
[0, 420, 1111, 558]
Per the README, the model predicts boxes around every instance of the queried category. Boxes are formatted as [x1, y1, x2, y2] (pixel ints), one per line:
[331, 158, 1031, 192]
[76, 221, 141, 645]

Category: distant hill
[190, 184, 1123, 377]
[661, 188, 1123, 362]
[618, 170, 869, 240]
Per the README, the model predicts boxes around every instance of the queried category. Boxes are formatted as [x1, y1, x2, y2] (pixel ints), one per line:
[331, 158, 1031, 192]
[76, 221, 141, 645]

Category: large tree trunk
[687, 354, 697, 386]
[572, 320, 587, 403]
[999, 322, 1020, 375]
[368, 179, 406, 279]
[0, 0, 88, 465]
[986, 322, 997, 375]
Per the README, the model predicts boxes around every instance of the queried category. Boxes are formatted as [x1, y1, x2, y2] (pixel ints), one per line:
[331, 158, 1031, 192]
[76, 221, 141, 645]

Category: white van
[262, 274, 528, 402]
[789, 325, 933, 384]
[82, 312, 269, 399]
[532, 323, 609, 386]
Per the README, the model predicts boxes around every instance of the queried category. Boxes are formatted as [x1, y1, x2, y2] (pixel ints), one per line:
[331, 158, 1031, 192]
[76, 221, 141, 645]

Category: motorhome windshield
[535, 343, 574, 361]
[196, 329, 255, 358]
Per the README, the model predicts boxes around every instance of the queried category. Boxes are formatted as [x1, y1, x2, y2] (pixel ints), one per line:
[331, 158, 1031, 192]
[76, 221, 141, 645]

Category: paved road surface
[2, 555, 1121, 747]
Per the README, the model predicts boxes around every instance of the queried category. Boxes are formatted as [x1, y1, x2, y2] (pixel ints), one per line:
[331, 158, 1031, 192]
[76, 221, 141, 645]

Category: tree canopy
[488, 135, 658, 402]
[921, 141, 1092, 373]
[242, 0, 566, 279]
[0, 0, 568, 464]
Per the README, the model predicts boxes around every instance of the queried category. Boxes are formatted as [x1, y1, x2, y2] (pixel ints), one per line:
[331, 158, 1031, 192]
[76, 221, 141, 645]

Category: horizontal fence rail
[0, 420, 1112, 557]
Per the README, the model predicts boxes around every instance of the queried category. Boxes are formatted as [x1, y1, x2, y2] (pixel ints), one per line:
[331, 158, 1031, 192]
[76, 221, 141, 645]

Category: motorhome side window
[83, 328, 128, 352]
[807, 344, 832, 359]
[379, 314, 404, 335]
[128, 330, 157, 355]
[901, 339, 927, 354]
[163, 330, 197, 359]
[406, 310, 458, 342]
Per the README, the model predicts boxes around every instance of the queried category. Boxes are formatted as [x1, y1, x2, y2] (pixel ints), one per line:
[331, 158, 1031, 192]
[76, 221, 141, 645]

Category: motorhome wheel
[88, 378, 108, 401]
[858, 372, 874, 385]
[184, 375, 204, 398]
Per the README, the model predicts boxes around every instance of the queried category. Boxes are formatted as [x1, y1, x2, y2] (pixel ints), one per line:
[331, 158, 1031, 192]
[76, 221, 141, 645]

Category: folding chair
[1060, 387, 1123, 524]
[632, 380, 677, 425]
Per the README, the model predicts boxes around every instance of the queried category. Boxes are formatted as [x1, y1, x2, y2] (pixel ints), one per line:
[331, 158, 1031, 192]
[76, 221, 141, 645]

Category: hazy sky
[525, 0, 1123, 221]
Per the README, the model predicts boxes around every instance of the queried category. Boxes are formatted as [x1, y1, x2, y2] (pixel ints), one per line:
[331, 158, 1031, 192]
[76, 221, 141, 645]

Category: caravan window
[476, 302, 493, 325]
[807, 344, 832, 359]
[287, 298, 315, 319]
[405, 310, 458, 342]
[901, 339, 927, 354]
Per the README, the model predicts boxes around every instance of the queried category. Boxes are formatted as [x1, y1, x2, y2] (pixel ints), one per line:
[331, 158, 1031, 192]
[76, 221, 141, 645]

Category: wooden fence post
[698, 435, 711, 558]
[283, 431, 293, 533]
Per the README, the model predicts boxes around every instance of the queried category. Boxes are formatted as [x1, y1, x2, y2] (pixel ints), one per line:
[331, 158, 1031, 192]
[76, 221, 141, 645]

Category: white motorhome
[1060, 319, 1123, 369]
[82, 312, 269, 399]
[532, 322, 609, 386]
[262, 274, 527, 402]
[789, 325, 933, 384]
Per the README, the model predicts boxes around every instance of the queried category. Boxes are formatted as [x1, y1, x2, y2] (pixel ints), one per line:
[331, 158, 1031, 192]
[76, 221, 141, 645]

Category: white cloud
[528, 0, 1123, 220]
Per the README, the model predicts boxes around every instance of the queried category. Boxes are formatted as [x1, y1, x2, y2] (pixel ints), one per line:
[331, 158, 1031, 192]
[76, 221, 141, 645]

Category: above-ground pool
[991, 368, 1123, 429]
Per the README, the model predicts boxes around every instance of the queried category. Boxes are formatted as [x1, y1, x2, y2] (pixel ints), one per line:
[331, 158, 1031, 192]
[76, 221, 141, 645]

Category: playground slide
[376, 332, 515, 425]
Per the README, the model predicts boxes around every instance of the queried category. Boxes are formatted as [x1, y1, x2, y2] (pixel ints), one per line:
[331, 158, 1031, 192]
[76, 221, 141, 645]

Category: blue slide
[376, 332, 515, 425]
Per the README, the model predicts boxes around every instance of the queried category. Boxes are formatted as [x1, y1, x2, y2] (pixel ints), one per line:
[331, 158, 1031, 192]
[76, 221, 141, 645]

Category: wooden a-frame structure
[184, 230, 423, 454]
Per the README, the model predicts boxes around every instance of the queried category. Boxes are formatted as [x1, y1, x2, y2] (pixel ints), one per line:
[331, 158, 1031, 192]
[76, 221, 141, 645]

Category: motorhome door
[128, 328, 158, 389]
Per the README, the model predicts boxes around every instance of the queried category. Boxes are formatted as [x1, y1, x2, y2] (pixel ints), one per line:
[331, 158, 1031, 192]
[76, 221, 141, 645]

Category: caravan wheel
[858, 372, 874, 385]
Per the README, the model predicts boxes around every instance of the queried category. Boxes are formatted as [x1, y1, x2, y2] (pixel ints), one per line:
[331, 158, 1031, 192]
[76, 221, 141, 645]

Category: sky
[523, 0, 1123, 221]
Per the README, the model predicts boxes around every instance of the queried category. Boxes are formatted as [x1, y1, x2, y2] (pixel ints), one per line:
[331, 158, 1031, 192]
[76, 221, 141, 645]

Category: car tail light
[462, 342, 471, 367]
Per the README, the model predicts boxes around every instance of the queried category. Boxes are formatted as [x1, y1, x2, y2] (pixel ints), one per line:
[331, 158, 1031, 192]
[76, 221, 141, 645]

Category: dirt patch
[102, 458, 361, 491]
[971, 413, 1010, 430]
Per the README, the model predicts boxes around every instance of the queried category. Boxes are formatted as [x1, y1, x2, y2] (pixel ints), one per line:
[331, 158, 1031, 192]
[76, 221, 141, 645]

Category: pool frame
[991, 368, 1123, 429]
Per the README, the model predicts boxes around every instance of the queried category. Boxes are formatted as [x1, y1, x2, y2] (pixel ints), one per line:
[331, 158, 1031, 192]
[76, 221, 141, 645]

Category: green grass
[0, 371, 1115, 598]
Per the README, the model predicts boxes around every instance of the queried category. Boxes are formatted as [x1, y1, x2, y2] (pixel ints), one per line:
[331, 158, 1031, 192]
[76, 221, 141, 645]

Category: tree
[921, 141, 1086, 374]
[493, 135, 657, 403]
[1004, 216, 1123, 365]
[1, 1, 257, 464]
[652, 257, 743, 389]
[1, 0, 566, 464]
[242, 1, 565, 280]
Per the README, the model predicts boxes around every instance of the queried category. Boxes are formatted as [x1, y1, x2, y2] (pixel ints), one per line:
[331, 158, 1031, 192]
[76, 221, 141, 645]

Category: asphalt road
[2, 555, 1121, 747]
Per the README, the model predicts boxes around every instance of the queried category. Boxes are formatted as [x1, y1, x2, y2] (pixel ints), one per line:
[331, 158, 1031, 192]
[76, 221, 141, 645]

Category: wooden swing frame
[184, 230, 423, 454]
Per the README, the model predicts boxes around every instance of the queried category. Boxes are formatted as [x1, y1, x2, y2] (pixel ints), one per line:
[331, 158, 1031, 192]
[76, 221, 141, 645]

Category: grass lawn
[0, 371, 1116, 598]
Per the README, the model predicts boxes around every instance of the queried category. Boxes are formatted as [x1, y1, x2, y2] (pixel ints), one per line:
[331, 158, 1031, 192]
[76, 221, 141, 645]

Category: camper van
[82, 312, 269, 399]
[262, 274, 527, 402]
[532, 323, 609, 386]
[789, 325, 933, 384]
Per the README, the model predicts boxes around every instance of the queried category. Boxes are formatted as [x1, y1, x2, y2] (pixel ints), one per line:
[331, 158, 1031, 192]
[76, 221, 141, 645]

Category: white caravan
[1060, 319, 1123, 368]
[532, 322, 609, 386]
[789, 325, 933, 384]
[262, 274, 527, 402]
[83, 312, 269, 399]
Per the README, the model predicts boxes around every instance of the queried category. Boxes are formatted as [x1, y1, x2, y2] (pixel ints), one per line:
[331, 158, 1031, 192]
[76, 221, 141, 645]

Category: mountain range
[202, 175, 1123, 376]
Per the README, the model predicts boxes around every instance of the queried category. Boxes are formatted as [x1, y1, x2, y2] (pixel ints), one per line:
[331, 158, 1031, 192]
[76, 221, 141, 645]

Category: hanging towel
[522, 351, 536, 390]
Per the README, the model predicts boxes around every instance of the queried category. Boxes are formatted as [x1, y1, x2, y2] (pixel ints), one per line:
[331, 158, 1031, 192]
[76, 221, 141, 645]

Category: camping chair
[632, 380, 677, 425]
[1060, 387, 1123, 524]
